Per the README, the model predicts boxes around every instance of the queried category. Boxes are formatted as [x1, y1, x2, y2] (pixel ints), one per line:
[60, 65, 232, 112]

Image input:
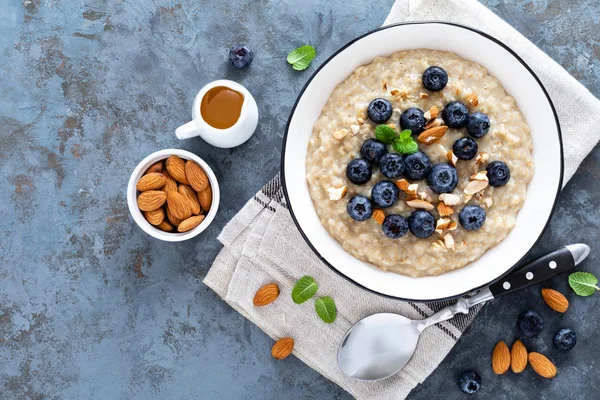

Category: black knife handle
[489, 246, 575, 297]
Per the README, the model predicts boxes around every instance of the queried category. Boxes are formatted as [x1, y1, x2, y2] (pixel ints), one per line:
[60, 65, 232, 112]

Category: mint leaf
[392, 130, 419, 155]
[291, 276, 318, 304]
[315, 296, 337, 323]
[399, 129, 412, 140]
[287, 45, 316, 71]
[568, 272, 600, 297]
[375, 125, 397, 144]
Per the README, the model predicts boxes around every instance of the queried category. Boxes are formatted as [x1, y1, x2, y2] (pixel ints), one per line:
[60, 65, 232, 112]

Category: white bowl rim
[127, 149, 220, 242]
[280, 21, 563, 302]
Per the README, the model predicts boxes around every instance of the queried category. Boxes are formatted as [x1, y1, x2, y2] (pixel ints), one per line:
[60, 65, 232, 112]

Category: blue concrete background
[0, 0, 599, 399]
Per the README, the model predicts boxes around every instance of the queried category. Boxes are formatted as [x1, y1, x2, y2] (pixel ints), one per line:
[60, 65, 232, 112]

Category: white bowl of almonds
[127, 149, 220, 242]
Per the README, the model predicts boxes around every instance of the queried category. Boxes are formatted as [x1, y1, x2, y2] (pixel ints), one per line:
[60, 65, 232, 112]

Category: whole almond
[167, 191, 192, 220]
[178, 184, 201, 215]
[137, 190, 167, 211]
[136, 172, 167, 192]
[185, 160, 210, 192]
[492, 341, 510, 374]
[541, 288, 569, 313]
[417, 126, 448, 145]
[511, 340, 528, 373]
[166, 206, 182, 226]
[165, 155, 189, 184]
[528, 352, 557, 379]
[177, 215, 205, 232]
[197, 186, 212, 212]
[144, 208, 165, 225]
[156, 220, 174, 232]
[253, 283, 280, 306]
[146, 161, 164, 174]
[372, 209, 385, 224]
[271, 337, 294, 360]
[161, 170, 179, 194]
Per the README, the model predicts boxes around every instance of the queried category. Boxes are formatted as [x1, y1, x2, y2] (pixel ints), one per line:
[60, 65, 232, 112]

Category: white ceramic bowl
[127, 149, 220, 242]
[282, 22, 563, 301]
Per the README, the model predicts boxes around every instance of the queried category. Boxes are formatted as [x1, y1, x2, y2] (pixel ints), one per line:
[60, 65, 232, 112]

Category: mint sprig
[287, 45, 316, 71]
[393, 129, 419, 155]
[568, 272, 600, 297]
[315, 296, 337, 323]
[375, 124, 397, 144]
[291, 276, 318, 304]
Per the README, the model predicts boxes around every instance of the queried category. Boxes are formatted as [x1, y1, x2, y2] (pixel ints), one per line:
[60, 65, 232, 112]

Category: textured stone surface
[0, 0, 598, 399]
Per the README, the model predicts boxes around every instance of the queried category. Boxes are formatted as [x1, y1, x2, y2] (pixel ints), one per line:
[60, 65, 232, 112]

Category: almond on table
[491, 341, 510, 374]
[253, 283, 280, 306]
[271, 337, 294, 360]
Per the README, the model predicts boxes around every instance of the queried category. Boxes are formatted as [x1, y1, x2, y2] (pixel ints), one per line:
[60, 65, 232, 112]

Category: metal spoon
[338, 243, 590, 381]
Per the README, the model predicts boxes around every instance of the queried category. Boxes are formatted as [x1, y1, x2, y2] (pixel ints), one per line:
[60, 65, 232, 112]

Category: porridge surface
[305, 49, 534, 277]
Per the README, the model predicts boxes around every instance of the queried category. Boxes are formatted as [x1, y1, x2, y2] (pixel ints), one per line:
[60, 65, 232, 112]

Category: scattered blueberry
[486, 161, 511, 187]
[408, 210, 436, 238]
[371, 181, 400, 208]
[378, 153, 404, 178]
[400, 107, 426, 134]
[346, 158, 372, 185]
[467, 112, 491, 138]
[459, 205, 486, 231]
[346, 195, 373, 221]
[458, 370, 482, 394]
[368, 98, 393, 123]
[382, 214, 409, 239]
[422, 66, 448, 92]
[442, 101, 469, 128]
[228, 45, 254, 69]
[427, 164, 458, 194]
[554, 328, 576, 351]
[403, 151, 432, 180]
[361, 139, 388, 164]
[453, 137, 478, 160]
[517, 310, 545, 337]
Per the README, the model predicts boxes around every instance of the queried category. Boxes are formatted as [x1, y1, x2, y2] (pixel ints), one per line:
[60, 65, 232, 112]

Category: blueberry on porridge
[367, 98, 393, 123]
[306, 49, 533, 277]
[453, 137, 478, 160]
[442, 101, 469, 128]
[400, 107, 426, 134]
[378, 153, 404, 178]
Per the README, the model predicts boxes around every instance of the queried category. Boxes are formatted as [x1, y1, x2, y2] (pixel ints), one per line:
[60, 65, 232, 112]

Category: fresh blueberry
[368, 98, 393, 123]
[486, 161, 511, 187]
[442, 101, 469, 128]
[361, 139, 388, 164]
[346, 195, 373, 221]
[400, 107, 426, 134]
[458, 370, 482, 394]
[554, 328, 576, 351]
[228, 45, 254, 69]
[382, 214, 409, 239]
[517, 310, 544, 337]
[378, 153, 404, 179]
[453, 137, 478, 160]
[422, 66, 448, 92]
[346, 158, 372, 185]
[408, 210, 436, 238]
[427, 164, 458, 194]
[467, 112, 491, 138]
[459, 205, 486, 231]
[403, 151, 432, 180]
[371, 180, 400, 208]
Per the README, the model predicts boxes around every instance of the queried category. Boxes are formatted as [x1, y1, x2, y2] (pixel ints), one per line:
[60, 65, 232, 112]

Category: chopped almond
[406, 199, 434, 210]
[466, 93, 479, 107]
[439, 193, 460, 206]
[437, 202, 454, 217]
[327, 186, 347, 201]
[446, 150, 458, 167]
[333, 129, 348, 140]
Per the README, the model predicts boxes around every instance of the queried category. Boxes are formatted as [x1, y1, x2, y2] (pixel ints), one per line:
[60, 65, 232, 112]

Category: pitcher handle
[176, 120, 199, 140]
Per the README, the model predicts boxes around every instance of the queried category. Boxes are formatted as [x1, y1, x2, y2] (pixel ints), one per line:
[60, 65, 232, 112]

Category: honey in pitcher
[200, 86, 244, 129]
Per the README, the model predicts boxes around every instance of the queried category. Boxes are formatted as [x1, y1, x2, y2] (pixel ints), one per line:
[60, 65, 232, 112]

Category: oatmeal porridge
[305, 49, 534, 278]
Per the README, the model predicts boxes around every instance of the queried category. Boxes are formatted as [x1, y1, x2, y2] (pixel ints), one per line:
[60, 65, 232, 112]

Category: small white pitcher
[175, 80, 259, 148]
